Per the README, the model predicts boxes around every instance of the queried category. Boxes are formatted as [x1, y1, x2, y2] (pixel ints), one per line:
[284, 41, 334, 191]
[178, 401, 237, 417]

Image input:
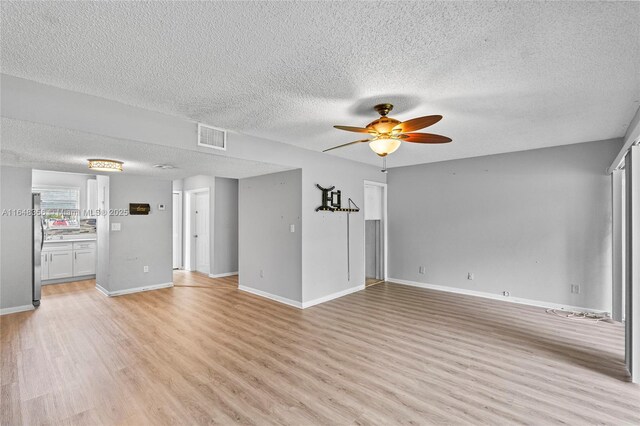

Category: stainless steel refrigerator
[32, 192, 43, 306]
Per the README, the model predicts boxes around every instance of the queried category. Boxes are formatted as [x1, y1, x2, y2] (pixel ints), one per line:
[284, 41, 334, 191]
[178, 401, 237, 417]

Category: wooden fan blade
[323, 139, 370, 152]
[333, 125, 373, 133]
[402, 133, 452, 144]
[392, 115, 442, 133]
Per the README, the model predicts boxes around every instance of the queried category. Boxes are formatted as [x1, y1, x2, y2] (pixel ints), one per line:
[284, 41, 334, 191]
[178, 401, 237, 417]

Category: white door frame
[184, 188, 210, 273]
[363, 180, 388, 282]
[172, 191, 183, 269]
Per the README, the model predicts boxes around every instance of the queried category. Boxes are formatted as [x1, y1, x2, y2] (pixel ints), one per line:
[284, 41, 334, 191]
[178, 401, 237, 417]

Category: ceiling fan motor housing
[373, 103, 394, 116]
[367, 116, 401, 134]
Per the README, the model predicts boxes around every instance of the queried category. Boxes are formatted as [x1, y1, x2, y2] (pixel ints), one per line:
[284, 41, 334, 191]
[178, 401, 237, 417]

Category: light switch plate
[290, 224, 295, 233]
[111, 223, 121, 231]
[158, 204, 166, 211]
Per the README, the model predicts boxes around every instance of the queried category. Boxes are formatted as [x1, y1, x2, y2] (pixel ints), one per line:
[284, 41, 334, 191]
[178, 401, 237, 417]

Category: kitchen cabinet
[47, 251, 74, 279]
[73, 249, 96, 275]
[42, 240, 96, 282]
[41, 252, 48, 281]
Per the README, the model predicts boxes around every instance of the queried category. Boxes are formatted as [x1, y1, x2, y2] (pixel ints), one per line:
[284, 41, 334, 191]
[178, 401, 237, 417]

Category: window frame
[33, 185, 81, 229]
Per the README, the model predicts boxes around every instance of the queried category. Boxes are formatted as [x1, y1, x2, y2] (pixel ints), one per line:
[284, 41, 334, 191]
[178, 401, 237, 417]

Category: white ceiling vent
[198, 123, 226, 151]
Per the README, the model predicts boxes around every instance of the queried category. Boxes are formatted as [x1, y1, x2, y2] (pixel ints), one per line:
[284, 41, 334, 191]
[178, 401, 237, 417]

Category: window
[33, 186, 80, 229]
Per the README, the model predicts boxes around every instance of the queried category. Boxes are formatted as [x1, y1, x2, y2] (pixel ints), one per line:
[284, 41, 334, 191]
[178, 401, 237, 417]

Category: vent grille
[198, 123, 226, 150]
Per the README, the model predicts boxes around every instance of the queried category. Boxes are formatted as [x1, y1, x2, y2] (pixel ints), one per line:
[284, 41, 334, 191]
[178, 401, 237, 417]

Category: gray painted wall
[239, 169, 302, 302]
[214, 177, 238, 274]
[301, 163, 384, 303]
[106, 175, 173, 292]
[365, 220, 380, 279]
[0, 166, 33, 310]
[388, 139, 622, 311]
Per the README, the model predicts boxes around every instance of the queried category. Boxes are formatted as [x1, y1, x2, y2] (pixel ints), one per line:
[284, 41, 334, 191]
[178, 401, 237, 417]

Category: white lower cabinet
[42, 240, 96, 282]
[48, 251, 74, 279]
[73, 249, 96, 276]
[41, 252, 49, 281]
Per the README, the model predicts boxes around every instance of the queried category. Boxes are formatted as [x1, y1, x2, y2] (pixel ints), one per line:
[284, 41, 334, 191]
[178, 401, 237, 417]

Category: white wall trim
[608, 105, 640, 174]
[95, 283, 110, 297]
[389, 278, 609, 314]
[239, 283, 365, 309]
[0, 304, 35, 316]
[95, 282, 173, 297]
[238, 285, 303, 309]
[43, 275, 96, 286]
[209, 271, 238, 278]
[302, 284, 365, 309]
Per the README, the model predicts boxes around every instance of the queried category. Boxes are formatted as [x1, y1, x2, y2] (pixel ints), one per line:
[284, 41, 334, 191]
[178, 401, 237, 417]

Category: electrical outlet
[571, 284, 580, 294]
[502, 291, 510, 297]
[419, 266, 425, 274]
[467, 272, 474, 280]
[143, 266, 149, 273]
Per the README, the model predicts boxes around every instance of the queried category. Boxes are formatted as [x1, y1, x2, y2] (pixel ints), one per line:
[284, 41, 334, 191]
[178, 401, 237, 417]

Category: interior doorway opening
[364, 181, 387, 287]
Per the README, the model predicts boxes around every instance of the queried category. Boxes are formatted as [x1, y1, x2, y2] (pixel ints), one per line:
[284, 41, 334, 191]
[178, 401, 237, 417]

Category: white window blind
[34, 187, 80, 228]
[36, 187, 80, 210]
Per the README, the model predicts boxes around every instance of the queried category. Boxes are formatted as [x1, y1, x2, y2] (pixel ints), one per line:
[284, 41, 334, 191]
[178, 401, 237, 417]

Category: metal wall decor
[315, 184, 360, 212]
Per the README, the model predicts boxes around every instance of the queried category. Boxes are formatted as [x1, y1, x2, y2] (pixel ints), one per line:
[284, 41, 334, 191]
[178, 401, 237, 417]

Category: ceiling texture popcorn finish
[1, 1, 639, 167]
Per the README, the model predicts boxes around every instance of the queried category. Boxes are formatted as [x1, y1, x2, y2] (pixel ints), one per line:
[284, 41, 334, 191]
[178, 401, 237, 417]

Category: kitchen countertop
[44, 236, 97, 243]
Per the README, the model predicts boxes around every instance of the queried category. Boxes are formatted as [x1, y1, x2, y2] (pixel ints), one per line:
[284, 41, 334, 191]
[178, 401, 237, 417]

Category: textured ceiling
[0, 118, 291, 179]
[1, 1, 639, 167]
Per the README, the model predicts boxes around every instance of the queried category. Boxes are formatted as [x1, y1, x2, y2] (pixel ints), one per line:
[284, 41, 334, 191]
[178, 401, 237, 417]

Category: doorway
[184, 189, 210, 274]
[364, 181, 387, 286]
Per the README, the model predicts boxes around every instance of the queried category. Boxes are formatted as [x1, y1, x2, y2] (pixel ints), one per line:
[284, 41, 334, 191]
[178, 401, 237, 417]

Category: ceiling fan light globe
[369, 138, 401, 157]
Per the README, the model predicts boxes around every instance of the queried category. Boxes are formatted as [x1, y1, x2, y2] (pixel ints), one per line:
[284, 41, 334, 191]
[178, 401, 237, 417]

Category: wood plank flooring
[1, 271, 639, 425]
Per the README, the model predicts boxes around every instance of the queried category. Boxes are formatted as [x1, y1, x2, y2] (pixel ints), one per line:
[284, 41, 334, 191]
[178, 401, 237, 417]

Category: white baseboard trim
[238, 283, 366, 309]
[43, 274, 96, 286]
[238, 285, 303, 309]
[388, 278, 608, 314]
[95, 283, 110, 296]
[0, 304, 35, 316]
[95, 282, 173, 297]
[302, 284, 365, 309]
[209, 272, 239, 279]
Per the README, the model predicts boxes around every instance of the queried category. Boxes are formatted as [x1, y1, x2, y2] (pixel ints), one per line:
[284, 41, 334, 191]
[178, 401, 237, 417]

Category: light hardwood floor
[1, 271, 639, 425]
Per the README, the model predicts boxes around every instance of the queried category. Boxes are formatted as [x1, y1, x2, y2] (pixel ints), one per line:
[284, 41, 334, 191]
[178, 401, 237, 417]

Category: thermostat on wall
[158, 203, 166, 211]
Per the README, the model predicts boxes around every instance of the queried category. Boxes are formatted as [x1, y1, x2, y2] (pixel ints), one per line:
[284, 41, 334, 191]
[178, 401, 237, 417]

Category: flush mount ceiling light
[87, 159, 123, 172]
[327, 103, 452, 157]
